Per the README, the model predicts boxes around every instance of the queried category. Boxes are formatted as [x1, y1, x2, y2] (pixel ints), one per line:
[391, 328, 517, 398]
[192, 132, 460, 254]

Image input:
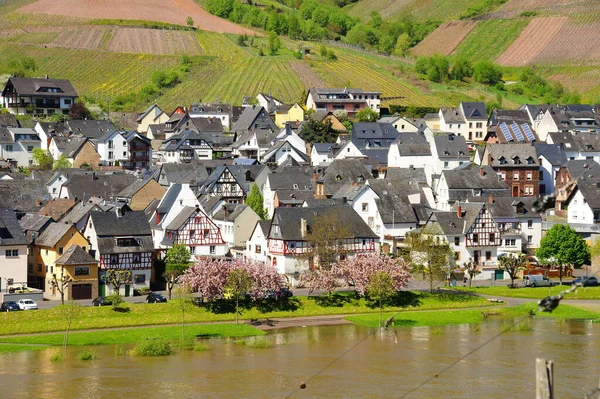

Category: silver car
[17, 299, 38, 310]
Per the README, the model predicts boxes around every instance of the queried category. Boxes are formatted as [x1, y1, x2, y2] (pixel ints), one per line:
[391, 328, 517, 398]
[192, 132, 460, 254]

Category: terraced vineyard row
[453, 19, 530, 61]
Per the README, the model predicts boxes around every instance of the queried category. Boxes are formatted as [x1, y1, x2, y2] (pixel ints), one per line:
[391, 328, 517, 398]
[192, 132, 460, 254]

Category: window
[513, 172, 519, 181]
[74, 266, 90, 276]
[486, 251, 492, 261]
[539, 170, 544, 180]
[572, 212, 577, 219]
[134, 274, 146, 283]
[5, 145, 12, 152]
[444, 161, 449, 168]
[489, 233, 495, 242]
[454, 237, 460, 246]
[255, 244, 262, 254]
[203, 229, 210, 239]
[505, 238, 516, 247]
[362, 203, 368, 212]
[123, 151, 127, 157]
[528, 220, 533, 228]
[469, 122, 473, 128]
[472, 234, 478, 243]
[117, 237, 139, 247]
[525, 186, 533, 195]
[368, 217, 374, 228]
[45, 249, 49, 255]
[476, 122, 483, 128]
[189, 230, 195, 239]
[5, 249, 18, 257]
[527, 236, 533, 244]
[108, 151, 114, 159]
[27, 145, 34, 152]
[58, 247, 64, 255]
[132, 253, 141, 264]
[110, 254, 119, 264]
[210, 245, 216, 254]
[108, 140, 114, 149]
[526, 172, 532, 181]
[64, 99, 72, 105]
[454, 251, 461, 261]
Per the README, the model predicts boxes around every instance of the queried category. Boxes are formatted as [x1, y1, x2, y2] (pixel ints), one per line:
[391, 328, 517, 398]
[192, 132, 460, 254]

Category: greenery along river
[0, 315, 599, 399]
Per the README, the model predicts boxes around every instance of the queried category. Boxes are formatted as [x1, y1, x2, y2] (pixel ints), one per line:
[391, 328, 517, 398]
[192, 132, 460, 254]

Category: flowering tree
[299, 269, 340, 296]
[335, 254, 411, 297]
[239, 259, 283, 300]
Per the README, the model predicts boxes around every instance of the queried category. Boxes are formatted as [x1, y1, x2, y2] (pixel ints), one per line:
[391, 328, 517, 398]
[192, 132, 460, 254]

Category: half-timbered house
[197, 165, 268, 203]
[87, 208, 155, 296]
[267, 205, 379, 285]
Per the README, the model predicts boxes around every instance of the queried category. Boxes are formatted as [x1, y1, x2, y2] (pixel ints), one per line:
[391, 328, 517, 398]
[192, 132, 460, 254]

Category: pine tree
[245, 183, 266, 219]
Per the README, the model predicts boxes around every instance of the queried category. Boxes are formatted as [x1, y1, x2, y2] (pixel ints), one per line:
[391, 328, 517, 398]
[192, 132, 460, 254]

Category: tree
[405, 225, 453, 292]
[173, 284, 193, 344]
[301, 212, 352, 270]
[355, 107, 379, 123]
[68, 102, 90, 120]
[164, 244, 191, 300]
[56, 300, 82, 355]
[53, 155, 72, 170]
[245, 183, 267, 219]
[186, 16, 194, 29]
[205, 0, 234, 18]
[225, 268, 252, 324]
[367, 272, 395, 328]
[104, 269, 132, 307]
[462, 259, 480, 288]
[393, 33, 411, 56]
[536, 224, 590, 283]
[472, 60, 503, 85]
[268, 31, 281, 55]
[450, 56, 473, 81]
[299, 268, 339, 297]
[498, 253, 527, 288]
[51, 266, 73, 305]
[32, 148, 53, 170]
[299, 118, 338, 143]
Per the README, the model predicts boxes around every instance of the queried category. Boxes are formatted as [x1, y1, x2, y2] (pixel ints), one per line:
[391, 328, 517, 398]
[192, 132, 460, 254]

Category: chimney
[342, 196, 347, 203]
[457, 205, 462, 218]
[300, 218, 308, 238]
[488, 195, 494, 204]
[480, 167, 485, 177]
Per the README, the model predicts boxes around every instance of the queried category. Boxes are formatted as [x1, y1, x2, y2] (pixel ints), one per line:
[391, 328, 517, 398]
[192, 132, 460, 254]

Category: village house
[245, 220, 271, 263]
[554, 160, 600, 217]
[430, 133, 470, 177]
[197, 165, 269, 203]
[274, 103, 305, 128]
[481, 143, 540, 198]
[87, 208, 155, 296]
[256, 93, 284, 114]
[67, 120, 116, 143]
[564, 179, 600, 225]
[0, 207, 28, 290]
[136, 104, 169, 134]
[314, 158, 373, 199]
[58, 172, 138, 202]
[189, 103, 234, 131]
[536, 106, 600, 141]
[306, 88, 381, 117]
[122, 130, 152, 170]
[0, 127, 41, 167]
[437, 102, 487, 143]
[387, 132, 433, 183]
[212, 203, 260, 257]
[263, 169, 314, 217]
[1, 77, 78, 115]
[534, 143, 567, 196]
[61, 136, 101, 169]
[547, 131, 600, 163]
[232, 105, 277, 134]
[377, 115, 420, 132]
[52, 245, 100, 301]
[115, 177, 166, 211]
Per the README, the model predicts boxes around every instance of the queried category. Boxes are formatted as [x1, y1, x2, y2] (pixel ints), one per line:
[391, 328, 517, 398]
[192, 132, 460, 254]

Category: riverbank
[450, 285, 600, 299]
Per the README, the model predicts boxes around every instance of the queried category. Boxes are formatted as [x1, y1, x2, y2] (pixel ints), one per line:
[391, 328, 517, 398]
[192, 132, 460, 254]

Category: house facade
[1, 77, 78, 115]
[306, 88, 381, 117]
[438, 102, 487, 142]
[482, 144, 540, 197]
[52, 245, 100, 300]
[0, 208, 28, 290]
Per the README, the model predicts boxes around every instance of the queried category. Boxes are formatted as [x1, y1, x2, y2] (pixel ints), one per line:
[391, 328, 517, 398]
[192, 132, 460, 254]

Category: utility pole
[536, 358, 554, 399]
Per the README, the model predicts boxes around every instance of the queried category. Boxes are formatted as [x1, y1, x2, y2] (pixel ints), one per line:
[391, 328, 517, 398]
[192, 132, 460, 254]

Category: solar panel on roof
[500, 123, 513, 141]
[511, 123, 524, 142]
[522, 124, 535, 141]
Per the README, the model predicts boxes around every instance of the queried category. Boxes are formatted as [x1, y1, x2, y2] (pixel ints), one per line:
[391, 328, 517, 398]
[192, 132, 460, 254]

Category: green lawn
[451, 285, 600, 300]
[0, 292, 491, 336]
[347, 303, 600, 328]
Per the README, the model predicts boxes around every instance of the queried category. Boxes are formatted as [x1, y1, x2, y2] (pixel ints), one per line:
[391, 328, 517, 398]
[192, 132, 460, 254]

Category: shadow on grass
[203, 297, 301, 314]
[393, 319, 418, 327]
[365, 291, 422, 309]
[112, 306, 131, 313]
[255, 297, 300, 313]
[204, 299, 253, 314]
[425, 290, 482, 302]
[312, 292, 359, 307]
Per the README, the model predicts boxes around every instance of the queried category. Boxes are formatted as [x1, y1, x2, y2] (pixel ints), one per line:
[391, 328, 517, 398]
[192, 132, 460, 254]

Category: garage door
[72, 284, 92, 300]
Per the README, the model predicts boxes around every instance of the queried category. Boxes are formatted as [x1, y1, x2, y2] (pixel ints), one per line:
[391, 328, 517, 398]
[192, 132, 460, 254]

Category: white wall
[568, 189, 594, 224]
[97, 131, 128, 166]
[0, 245, 28, 289]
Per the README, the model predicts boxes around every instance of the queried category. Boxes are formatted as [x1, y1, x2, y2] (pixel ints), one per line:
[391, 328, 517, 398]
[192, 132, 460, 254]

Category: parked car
[524, 275, 554, 287]
[146, 293, 167, 303]
[92, 296, 112, 307]
[17, 299, 38, 310]
[8, 286, 34, 294]
[572, 276, 599, 287]
[1, 301, 21, 312]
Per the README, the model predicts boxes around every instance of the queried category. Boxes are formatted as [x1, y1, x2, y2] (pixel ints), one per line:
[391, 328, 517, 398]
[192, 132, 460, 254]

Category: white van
[523, 275, 553, 287]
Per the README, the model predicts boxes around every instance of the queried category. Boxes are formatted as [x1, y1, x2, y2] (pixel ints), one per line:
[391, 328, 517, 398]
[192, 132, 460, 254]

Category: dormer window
[293, 184, 298, 189]
[499, 156, 507, 165]
[526, 157, 534, 164]
[336, 175, 342, 181]
[513, 156, 520, 165]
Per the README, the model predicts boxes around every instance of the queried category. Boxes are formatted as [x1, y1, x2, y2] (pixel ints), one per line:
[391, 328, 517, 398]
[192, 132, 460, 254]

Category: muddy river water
[0, 318, 598, 399]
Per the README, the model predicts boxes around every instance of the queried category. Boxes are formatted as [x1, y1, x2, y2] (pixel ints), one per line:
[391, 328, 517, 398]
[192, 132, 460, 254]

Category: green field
[451, 285, 600, 300]
[453, 18, 530, 61]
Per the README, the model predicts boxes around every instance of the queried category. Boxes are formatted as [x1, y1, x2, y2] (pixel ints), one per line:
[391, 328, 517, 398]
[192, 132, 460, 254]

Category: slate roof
[275, 189, 315, 205]
[376, 193, 417, 224]
[0, 127, 13, 144]
[232, 128, 278, 149]
[3, 77, 78, 97]
[158, 163, 210, 187]
[442, 164, 508, 190]
[575, 181, 600, 209]
[61, 136, 89, 158]
[351, 122, 399, 149]
[165, 206, 197, 230]
[62, 173, 138, 201]
[35, 222, 73, 247]
[270, 205, 377, 240]
[268, 170, 313, 191]
[262, 141, 310, 163]
[318, 159, 373, 197]
[534, 143, 567, 166]
[392, 133, 431, 156]
[431, 202, 487, 235]
[189, 103, 232, 114]
[489, 109, 530, 126]
[440, 107, 466, 123]
[549, 131, 600, 153]
[561, 160, 600, 181]
[313, 143, 335, 154]
[19, 213, 53, 232]
[90, 209, 152, 237]
[332, 183, 369, 202]
[38, 198, 75, 221]
[213, 203, 250, 222]
[0, 208, 27, 246]
[199, 165, 266, 195]
[434, 134, 469, 158]
[190, 116, 224, 133]
[52, 136, 71, 151]
[467, 196, 540, 218]
[0, 114, 19, 128]
[232, 106, 277, 132]
[60, 199, 102, 225]
[547, 107, 600, 130]
[116, 178, 157, 199]
[0, 180, 51, 212]
[67, 120, 116, 140]
[55, 244, 98, 266]
[156, 184, 183, 214]
[485, 143, 539, 168]
[460, 102, 487, 120]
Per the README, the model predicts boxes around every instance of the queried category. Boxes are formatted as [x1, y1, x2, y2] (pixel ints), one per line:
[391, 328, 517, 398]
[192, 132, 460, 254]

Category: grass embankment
[0, 292, 491, 336]
[347, 303, 600, 328]
[451, 285, 600, 300]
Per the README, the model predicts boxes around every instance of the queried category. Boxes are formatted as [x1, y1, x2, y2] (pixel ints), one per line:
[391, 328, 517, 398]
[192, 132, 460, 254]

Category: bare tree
[225, 269, 252, 324]
[105, 270, 132, 307]
[499, 253, 527, 288]
[174, 284, 194, 344]
[463, 259, 481, 288]
[300, 213, 352, 270]
[57, 300, 82, 355]
[405, 226, 453, 292]
[51, 266, 73, 305]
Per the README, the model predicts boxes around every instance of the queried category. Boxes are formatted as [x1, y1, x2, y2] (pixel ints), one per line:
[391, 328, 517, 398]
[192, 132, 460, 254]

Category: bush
[244, 337, 272, 349]
[50, 352, 63, 363]
[194, 343, 210, 352]
[178, 338, 195, 351]
[472, 60, 503, 85]
[131, 339, 171, 356]
[77, 351, 99, 361]
[151, 70, 179, 89]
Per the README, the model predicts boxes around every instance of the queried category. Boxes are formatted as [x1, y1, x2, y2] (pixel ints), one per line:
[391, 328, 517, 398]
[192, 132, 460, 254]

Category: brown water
[0, 319, 599, 399]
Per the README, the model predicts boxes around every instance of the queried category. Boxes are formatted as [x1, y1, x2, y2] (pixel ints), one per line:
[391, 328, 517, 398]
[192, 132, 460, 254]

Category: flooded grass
[76, 350, 99, 360]
[130, 339, 171, 357]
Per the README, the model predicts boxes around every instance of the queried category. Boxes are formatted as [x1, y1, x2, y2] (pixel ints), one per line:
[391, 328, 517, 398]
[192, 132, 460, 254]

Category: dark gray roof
[369, 178, 421, 197]
[467, 196, 540, 218]
[361, 149, 389, 165]
[232, 106, 277, 132]
[312, 142, 335, 153]
[429, 202, 487, 235]
[460, 102, 487, 120]
[486, 143, 539, 168]
[156, 184, 183, 214]
[351, 122, 399, 149]
[392, 133, 431, 156]
[549, 131, 600, 153]
[376, 193, 417, 224]
[268, 170, 313, 191]
[62, 136, 90, 158]
[158, 162, 212, 187]
[332, 183, 369, 202]
[319, 159, 373, 197]
[190, 116, 224, 133]
[575, 181, 600, 209]
[533, 143, 567, 166]
[67, 120, 116, 140]
[61, 200, 101, 225]
[35, 222, 73, 247]
[213, 203, 250, 222]
[0, 127, 13, 144]
[440, 107, 465, 123]
[0, 114, 19, 128]
[442, 164, 508, 190]
[270, 205, 378, 240]
[3, 77, 78, 97]
[434, 134, 469, 158]
[384, 167, 426, 183]
[62, 173, 138, 202]
[562, 160, 600, 181]
[189, 103, 232, 114]
[0, 180, 51, 213]
[55, 244, 98, 265]
[275, 189, 315, 205]
[547, 107, 600, 130]
[115, 178, 157, 199]
[19, 213, 53, 233]
[0, 208, 27, 246]
[489, 109, 530, 126]
[90, 210, 152, 237]
[97, 235, 154, 254]
[165, 206, 197, 230]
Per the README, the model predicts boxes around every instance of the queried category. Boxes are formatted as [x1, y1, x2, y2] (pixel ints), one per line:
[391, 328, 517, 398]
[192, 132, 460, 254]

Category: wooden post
[536, 358, 554, 399]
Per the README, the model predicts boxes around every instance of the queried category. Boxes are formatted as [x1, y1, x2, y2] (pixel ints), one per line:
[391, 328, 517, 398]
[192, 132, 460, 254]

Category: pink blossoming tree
[335, 254, 411, 297]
